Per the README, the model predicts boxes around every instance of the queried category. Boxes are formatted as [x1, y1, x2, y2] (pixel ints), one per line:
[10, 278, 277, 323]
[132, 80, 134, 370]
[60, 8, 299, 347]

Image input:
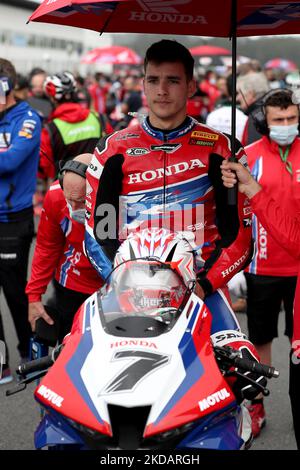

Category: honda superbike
[7, 258, 279, 450]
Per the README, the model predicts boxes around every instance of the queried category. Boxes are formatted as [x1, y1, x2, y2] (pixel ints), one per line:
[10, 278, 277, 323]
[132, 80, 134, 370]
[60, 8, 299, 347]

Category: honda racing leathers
[85, 116, 264, 400]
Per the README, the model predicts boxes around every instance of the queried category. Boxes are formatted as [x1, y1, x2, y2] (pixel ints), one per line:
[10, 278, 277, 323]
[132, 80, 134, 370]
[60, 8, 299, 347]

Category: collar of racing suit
[142, 116, 197, 141]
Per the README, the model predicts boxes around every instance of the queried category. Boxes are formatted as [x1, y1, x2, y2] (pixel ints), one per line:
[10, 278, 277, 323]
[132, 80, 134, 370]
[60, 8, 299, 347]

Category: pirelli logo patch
[191, 131, 219, 141]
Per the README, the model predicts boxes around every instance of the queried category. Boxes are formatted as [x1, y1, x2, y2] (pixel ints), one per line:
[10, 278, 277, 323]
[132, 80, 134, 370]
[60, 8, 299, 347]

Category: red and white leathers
[26, 181, 102, 303]
[85, 116, 253, 296]
[245, 135, 300, 276]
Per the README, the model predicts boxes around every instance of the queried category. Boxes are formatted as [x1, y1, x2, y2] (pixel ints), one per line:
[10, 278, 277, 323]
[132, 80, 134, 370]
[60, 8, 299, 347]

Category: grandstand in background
[0, 0, 112, 74]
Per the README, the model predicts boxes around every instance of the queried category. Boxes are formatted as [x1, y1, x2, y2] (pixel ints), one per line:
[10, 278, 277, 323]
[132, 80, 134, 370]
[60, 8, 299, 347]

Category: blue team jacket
[0, 101, 41, 222]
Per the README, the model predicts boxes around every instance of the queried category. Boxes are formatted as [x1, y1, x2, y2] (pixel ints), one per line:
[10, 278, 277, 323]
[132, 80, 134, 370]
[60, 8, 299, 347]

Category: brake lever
[225, 370, 270, 397]
[6, 369, 48, 397]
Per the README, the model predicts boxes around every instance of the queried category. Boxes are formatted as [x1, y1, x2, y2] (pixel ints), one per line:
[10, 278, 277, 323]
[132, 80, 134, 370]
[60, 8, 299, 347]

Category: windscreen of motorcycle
[98, 260, 188, 328]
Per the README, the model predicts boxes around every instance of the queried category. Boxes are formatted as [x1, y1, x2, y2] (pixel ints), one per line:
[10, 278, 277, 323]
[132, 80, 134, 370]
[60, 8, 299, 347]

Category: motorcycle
[7, 254, 279, 450]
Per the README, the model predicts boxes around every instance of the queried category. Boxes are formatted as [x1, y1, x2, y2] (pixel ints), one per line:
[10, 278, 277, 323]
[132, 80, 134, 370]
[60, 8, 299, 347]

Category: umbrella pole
[228, 0, 238, 205]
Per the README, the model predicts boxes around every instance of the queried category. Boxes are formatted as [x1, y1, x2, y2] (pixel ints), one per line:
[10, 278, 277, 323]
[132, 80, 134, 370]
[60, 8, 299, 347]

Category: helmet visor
[100, 260, 187, 321]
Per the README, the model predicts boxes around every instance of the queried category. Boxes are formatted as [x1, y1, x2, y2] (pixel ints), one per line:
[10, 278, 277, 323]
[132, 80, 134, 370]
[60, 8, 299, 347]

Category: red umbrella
[28, 0, 300, 204]
[28, 1, 300, 37]
[264, 58, 298, 72]
[81, 45, 142, 64]
[189, 45, 231, 56]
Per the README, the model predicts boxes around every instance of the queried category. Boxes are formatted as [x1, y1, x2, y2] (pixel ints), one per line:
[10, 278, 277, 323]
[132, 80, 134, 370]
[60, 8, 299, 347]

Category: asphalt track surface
[0, 244, 297, 450]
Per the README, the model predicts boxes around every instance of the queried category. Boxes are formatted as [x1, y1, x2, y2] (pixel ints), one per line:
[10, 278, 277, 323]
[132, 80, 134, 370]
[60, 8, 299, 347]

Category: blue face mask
[67, 202, 85, 225]
[269, 123, 298, 146]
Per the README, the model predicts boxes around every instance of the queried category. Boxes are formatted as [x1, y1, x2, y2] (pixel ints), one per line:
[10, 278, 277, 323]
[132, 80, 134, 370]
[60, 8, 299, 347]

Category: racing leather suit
[85, 116, 263, 400]
[85, 116, 253, 292]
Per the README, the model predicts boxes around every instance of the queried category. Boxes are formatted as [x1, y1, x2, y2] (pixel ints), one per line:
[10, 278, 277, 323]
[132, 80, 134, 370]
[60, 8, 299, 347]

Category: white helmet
[114, 228, 196, 287]
[44, 71, 76, 101]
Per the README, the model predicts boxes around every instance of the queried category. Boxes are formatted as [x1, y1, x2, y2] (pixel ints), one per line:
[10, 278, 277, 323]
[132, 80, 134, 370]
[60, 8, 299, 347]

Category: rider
[85, 39, 264, 401]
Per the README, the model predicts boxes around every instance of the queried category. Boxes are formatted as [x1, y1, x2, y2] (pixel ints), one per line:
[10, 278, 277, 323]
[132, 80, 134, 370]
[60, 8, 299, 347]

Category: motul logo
[128, 159, 205, 184]
[110, 340, 158, 349]
[198, 388, 231, 411]
[37, 385, 64, 408]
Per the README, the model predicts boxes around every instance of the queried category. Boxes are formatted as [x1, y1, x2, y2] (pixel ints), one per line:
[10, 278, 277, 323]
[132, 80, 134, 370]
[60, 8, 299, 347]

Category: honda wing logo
[100, 350, 170, 394]
[137, 0, 191, 13]
[239, 3, 300, 31]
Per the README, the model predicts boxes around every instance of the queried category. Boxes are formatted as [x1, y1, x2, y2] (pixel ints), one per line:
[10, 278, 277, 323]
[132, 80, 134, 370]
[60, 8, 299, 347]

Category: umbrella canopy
[29, 1, 300, 37]
[81, 45, 142, 64]
[264, 58, 298, 72]
[28, 0, 300, 205]
[189, 45, 231, 56]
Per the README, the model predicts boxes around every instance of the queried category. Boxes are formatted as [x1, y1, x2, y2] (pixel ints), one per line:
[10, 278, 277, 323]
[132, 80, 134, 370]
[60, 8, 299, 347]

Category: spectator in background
[74, 75, 91, 109]
[26, 154, 102, 343]
[264, 67, 286, 90]
[0, 58, 41, 385]
[199, 70, 221, 112]
[88, 72, 109, 115]
[14, 74, 29, 102]
[206, 74, 248, 145]
[27, 68, 53, 121]
[237, 72, 270, 145]
[120, 75, 143, 125]
[215, 75, 230, 106]
[39, 71, 107, 181]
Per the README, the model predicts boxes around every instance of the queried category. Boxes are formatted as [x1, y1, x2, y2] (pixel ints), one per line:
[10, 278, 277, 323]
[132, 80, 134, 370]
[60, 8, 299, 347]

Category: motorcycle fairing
[34, 292, 236, 441]
[143, 298, 235, 437]
[177, 405, 244, 450]
[34, 407, 86, 449]
[34, 296, 112, 436]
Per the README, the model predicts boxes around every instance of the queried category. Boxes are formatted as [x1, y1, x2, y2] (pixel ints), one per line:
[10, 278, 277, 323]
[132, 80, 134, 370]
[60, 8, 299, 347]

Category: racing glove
[211, 330, 267, 402]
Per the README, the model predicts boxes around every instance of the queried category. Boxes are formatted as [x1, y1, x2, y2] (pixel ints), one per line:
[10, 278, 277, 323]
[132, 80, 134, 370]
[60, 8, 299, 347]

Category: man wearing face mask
[242, 88, 300, 437]
[26, 153, 102, 342]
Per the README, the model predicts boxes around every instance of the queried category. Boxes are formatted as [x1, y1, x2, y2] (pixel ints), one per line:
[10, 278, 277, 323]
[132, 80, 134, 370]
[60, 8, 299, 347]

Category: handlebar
[232, 355, 279, 379]
[214, 345, 279, 379]
[16, 345, 62, 377]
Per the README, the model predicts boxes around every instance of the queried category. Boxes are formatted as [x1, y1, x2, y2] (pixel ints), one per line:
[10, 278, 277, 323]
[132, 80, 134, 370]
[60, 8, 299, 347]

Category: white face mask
[67, 202, 85, 224]
[269, 123, 298, 146]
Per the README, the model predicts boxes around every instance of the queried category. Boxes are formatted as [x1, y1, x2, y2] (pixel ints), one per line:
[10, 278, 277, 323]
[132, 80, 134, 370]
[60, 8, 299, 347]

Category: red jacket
[251, 189, 300, 348]
[39, 102, 105, 179]
[245, 136, 300, 276]
[26, 181, 102, 302]
[85, 117, 253, 294]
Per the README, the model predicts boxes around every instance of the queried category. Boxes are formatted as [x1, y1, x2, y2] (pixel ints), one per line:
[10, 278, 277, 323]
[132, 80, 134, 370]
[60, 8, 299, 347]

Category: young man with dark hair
[84, 40, 266, 405]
